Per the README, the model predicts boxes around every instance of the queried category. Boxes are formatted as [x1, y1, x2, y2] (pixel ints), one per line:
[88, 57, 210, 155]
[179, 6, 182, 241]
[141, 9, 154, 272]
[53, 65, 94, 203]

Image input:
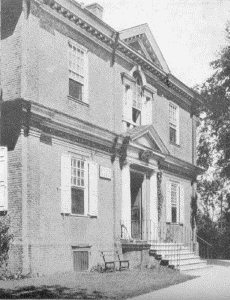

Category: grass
[0, 267, 196, 299]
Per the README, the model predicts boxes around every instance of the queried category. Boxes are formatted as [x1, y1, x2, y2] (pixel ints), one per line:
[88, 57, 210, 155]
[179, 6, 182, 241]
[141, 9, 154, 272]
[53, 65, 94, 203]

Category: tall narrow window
[169, 102, 179, 144]
[132, 72, 142, 125]
[68, 41, 88, 102]
[71, 158, 86, 215]
[171, 183, 178, 223]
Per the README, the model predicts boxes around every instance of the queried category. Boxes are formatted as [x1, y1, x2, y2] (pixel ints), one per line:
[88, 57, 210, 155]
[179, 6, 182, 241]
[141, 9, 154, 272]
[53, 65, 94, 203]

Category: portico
[120, 125, 168, 243]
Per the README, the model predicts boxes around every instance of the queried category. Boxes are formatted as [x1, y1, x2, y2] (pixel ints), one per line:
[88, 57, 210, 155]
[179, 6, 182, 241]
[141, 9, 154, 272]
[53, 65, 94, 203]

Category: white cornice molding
[39, 0, 201, 106]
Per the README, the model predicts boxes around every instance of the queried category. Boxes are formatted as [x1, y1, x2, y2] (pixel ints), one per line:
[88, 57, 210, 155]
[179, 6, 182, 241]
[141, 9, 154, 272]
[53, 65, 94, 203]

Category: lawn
[0, 267, 196, 299]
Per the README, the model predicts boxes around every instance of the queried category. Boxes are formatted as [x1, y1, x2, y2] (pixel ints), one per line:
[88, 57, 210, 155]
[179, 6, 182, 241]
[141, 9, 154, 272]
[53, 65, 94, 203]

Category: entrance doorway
[130, 171, 144, 239]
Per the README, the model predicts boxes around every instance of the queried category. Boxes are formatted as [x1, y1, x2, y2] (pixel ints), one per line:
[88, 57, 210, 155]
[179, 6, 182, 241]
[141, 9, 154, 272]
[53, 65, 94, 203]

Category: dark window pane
[71, 187, 84, 215]
[172, 207, 177, 223]
[132, 108, 141, 124]
[69, 79, 83, 101]
[170, 127, 176, 143]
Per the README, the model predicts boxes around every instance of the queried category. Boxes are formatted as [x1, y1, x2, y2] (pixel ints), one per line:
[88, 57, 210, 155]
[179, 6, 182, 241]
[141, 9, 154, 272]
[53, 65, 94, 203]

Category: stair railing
[196, 234, 213, 259]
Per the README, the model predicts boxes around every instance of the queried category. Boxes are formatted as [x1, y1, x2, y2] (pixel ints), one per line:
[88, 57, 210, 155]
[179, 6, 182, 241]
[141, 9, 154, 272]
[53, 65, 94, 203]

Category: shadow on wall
[1, 0, 23, 40]
[0, 285, 107, 299]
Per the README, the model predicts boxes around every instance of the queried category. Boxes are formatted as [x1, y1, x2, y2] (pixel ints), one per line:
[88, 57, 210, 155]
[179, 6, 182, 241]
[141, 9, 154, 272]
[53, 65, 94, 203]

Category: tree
[195, 23, 230, 258]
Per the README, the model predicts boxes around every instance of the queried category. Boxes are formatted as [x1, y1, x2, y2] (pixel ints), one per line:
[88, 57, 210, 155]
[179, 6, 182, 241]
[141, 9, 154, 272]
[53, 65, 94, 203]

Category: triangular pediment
[120, 24, 170, 73]
[135, 134, 160, 151]
[125, 125, 169, 155]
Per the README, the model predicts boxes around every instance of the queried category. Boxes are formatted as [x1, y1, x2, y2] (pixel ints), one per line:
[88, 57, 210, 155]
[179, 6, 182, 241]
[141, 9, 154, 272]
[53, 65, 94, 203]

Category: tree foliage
[196, 23, 230, 257]
[0, 216, 13, 267]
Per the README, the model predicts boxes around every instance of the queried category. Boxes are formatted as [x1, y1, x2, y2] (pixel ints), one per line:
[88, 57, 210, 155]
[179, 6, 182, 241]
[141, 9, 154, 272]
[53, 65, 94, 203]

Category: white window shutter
[0, 147, 8, 211]
[142, 98, 152, 125]
[61, 154, 71, 214]
[179, 185, 185, 224]
[176, 107, 180, 144]
[84, 50, 89, 104]
[89, 161, 98, 217]
[166, 182, 172, 223]
[123, 86, 128, 120]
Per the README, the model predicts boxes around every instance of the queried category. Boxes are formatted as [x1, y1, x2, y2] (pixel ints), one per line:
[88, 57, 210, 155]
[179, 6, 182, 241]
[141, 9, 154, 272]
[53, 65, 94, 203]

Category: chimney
[85, 3, 103, 20]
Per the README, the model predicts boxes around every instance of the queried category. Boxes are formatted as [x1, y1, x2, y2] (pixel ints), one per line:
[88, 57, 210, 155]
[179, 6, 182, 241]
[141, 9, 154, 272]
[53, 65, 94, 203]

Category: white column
[149, 171, 158, 241]
[121, 163, 131, 239]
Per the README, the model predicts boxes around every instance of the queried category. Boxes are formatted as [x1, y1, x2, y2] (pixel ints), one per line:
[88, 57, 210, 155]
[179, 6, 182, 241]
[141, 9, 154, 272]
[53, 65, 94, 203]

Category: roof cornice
[40, 0, 202, 105]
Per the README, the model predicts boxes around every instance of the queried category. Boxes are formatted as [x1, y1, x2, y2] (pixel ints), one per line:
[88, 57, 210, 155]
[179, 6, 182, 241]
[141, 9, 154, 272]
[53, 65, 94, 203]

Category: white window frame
[68, 40, 88, 103]
[169, 101, 179, 145]
[61, 153, 98, 217]
[71, 156, 89, 216]
[170, 182, 178, 223]
[166, 181, 184, 224]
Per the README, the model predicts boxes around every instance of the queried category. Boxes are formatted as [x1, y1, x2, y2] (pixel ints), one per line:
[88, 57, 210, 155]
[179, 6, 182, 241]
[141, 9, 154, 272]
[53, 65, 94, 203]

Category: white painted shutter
[89, 161, 98, 217]
[179, 185, 185, 224]
[166, 182, 172, 223]
[0, 147, 8, 211]
[61, 154, 71, 214]
[176, 107, 180, 144]
[126, 88, 133, 122]
[84, 50, 89, 103]
[142, 98, 152, 125]
[123, 86, 132, 122]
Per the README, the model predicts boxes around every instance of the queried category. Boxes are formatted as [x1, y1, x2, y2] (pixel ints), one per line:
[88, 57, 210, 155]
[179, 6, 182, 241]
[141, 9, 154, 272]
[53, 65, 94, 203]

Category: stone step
[163, 254, 200, 260]
[169, 258, 204, 266]
[178, 262, 211, 271]
[150, 249, 193, 256]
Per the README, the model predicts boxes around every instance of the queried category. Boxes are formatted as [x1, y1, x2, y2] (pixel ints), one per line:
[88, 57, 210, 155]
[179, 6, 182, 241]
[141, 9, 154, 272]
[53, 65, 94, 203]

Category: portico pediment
[124, 125, 169, 156]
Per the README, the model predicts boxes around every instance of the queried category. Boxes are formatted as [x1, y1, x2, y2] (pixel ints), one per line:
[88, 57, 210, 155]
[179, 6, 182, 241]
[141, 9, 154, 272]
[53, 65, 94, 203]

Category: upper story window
[169, 102, 179, 145]
[68, 40, 88, 103]
[122, 69, 155, 131]
[132, 71, 142, 125]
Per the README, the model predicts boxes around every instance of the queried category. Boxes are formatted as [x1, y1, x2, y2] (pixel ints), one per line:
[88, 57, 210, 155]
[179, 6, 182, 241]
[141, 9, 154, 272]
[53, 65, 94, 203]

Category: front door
[130, 172, 144, 239]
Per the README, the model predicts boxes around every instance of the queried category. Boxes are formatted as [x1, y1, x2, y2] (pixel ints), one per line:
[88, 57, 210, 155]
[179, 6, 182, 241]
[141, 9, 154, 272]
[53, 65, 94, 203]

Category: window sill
[166, 222, 183, 226]
[67, 95, 89, 107]
[69, 213, 98, 219]
[169, 142, 180, 148]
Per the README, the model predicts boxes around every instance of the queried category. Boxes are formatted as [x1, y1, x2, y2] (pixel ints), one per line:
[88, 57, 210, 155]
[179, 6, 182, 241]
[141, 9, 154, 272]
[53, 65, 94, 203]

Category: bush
[0, 216, 13, 268]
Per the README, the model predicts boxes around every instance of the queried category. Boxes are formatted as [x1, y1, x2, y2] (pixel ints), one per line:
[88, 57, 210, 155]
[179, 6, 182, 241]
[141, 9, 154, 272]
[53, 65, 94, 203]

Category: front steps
[149, 242, 211, 271]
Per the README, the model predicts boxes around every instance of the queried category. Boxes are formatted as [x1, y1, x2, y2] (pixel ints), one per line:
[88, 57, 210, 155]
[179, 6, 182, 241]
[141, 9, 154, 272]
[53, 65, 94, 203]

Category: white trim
[169, 101, 180, 145]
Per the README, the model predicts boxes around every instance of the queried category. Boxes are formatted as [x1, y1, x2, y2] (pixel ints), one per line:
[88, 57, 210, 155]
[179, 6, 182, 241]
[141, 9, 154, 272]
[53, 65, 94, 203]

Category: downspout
[191, 101, 198, 249]
[0, 89, 2, 146]
[111, 31, 120, 248]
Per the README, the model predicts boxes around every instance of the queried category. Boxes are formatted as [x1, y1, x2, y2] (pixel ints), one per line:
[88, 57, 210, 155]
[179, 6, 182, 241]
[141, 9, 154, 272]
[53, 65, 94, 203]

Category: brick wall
[1, 0, 23, 102]
[7, 133, 23, 272]
[25, 134, 115, 275]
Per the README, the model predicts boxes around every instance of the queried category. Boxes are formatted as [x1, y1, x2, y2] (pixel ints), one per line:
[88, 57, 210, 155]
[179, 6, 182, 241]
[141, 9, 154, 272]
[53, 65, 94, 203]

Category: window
[132, 72, 142, 125]
[171, 183, 178, 223]
[122, 70, 154, 131]
[68, 41, 88, 102]
[169, 102, 179, 144]
[73, 250, 89, 272]
[71, 158, 86, 215]
[166, 181, 184, 224]
[61, 154, 98, 217]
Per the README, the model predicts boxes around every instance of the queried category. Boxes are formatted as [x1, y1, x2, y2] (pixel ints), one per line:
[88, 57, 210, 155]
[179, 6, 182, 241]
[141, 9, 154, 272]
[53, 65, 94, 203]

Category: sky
[79, 0, 230, 88]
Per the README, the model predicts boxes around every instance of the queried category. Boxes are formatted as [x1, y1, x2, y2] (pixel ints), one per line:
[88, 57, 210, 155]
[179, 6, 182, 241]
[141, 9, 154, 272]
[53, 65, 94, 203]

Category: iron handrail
[196, 234, 212, 247]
